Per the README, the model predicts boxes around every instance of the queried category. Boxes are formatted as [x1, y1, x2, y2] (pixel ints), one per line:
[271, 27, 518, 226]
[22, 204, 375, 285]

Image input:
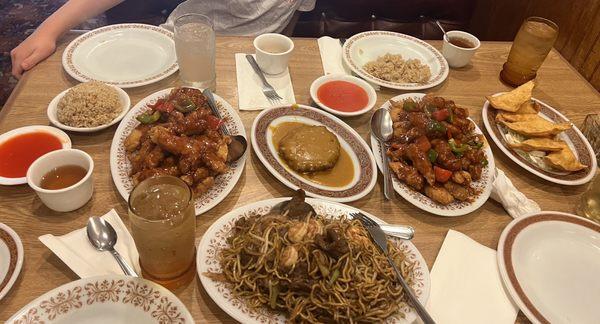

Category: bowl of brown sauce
[26, 149, 94, 212]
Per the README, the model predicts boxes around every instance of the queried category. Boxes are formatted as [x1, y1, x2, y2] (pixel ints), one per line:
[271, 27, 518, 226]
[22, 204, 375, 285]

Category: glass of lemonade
[174, 13, 216, 91]
[577, 175, 600, 224]
[128, 175, 196, 288]
[500, 17, 558, 86]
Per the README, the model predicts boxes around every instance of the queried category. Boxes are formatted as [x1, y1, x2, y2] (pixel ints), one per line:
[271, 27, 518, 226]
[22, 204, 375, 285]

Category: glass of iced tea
[174, 13, 216, 91]
[500, 17, 558, 86]
[128, 175, 196, 289]
[577, 175, 600, 224]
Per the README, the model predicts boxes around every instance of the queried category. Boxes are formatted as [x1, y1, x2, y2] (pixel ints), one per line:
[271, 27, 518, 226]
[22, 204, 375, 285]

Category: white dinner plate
[0, 126, 71, 185]
[370, 93, 495, 216]
[197, 197, 430, 324]
[342, 31, 449, 90]
[0, 223, 23, 301]
[109, 88, 247, 215]
[62, 24, 178, 88]
[47, 83, 131, 133]
[7, 275, 193, 323]
[482, 95, 597, 185]
[251, 105, 377, 202]
[497, 212, 600, 324]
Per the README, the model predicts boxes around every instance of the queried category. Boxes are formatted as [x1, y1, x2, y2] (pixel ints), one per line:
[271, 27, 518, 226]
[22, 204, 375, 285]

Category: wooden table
[1, 34, 599, 323]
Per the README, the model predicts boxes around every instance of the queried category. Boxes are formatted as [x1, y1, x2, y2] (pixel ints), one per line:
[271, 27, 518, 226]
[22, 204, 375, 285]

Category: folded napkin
[39, 209, 141, 278]
[235, 53, 296, 111]
[489, 168, 541, 218]
[425, 230, 518, 324]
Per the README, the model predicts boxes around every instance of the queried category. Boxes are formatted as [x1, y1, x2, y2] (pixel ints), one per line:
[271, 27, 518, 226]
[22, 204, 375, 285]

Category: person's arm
[10, 0, 123, 78]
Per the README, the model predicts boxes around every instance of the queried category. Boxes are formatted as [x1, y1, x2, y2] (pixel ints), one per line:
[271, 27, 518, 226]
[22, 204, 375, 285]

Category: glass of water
[174, 13, 216, 91]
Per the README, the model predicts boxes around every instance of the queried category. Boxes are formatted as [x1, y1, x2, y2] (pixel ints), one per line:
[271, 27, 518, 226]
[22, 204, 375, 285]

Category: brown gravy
[449, 36, 474, 49]
[271, 121, 355, 187]
[40, 165, 87, 190]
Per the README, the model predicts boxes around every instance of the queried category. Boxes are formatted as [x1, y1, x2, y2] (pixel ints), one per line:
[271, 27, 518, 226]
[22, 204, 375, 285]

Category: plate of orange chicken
[370, 93, 494, 216]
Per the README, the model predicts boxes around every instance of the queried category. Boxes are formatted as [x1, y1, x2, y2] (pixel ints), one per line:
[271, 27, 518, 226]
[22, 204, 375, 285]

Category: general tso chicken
[124, 87, 231, 194]
[386, 95, 488, 205]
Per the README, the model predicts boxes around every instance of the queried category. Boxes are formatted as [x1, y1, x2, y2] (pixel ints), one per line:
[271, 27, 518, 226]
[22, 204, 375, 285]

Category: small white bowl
[27, 149, 94, 212]
[441, 30, 481, 68]
[0, 125, 71, 186]
[310, 74, 377, 117]
[47, 83, 130, 133]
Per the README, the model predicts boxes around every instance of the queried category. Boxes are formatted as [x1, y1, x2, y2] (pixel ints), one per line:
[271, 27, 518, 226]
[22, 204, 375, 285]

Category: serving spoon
[86, 216, 138, 277]
[202, 88, 248, 162]
[371, 108, 395, 200]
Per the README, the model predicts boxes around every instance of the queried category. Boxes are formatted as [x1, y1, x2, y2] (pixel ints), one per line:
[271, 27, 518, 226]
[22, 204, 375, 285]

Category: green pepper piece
[448, 138, 470, 156]
[428, 121, 447, 133]
[403, 100, 417, 112]
[427, 149, 438, 163]
[447, 110, 455, 123]
[175, 97, 197, 113]
[482, 159, 489, 167]
[136, 111, 161, 124]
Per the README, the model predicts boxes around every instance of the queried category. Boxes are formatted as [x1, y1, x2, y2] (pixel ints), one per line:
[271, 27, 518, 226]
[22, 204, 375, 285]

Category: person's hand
[10, 32, 57, 78]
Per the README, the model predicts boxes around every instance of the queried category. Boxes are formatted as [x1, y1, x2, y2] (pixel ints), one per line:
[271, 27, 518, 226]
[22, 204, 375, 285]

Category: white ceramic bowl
[47, 83, 130, 133]
[26, 149, 94, 212]
[0, 125, 71, 186]
[309, 74, 377, 117]
[441, 30, 481, 68]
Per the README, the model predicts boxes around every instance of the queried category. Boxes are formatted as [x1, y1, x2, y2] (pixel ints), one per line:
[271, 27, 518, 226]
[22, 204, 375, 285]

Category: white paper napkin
[39, 209, 141, 278]
[235, 53, 295, 111]
[425, 230, 518, 324]
[490, 168, 541, 218]
[317, 36, 352, 75]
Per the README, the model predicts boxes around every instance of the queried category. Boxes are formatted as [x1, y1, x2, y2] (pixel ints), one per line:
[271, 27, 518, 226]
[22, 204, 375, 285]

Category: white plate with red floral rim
[251, 105, 377, 202]
[7, 275, 193, 323]
[342, 31, 449, 90]
[197, 197, 430, 324]
[0, 223, 23, 301]
[109, 87, 247, 215]
[370, 93, 495, 216]
[482, 94, 597, 186]
[62, 24, 178, 88]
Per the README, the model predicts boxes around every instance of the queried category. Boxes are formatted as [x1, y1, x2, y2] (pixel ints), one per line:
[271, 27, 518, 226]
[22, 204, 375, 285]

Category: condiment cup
[442, 30, 481, 68]
[27, 149, 94, 212]
[47, 83, 130, 133]
[253, 33, 294, 75]
[309, 74, 377, 117]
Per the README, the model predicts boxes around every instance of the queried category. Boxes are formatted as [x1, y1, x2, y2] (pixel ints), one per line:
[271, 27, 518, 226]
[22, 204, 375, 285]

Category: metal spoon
[371, 109, 395, 200]
[86, 217, 138, 277]
[272, 193, 414, 240]
[434, 20, 449, 41]
[202, 88, 248, 162]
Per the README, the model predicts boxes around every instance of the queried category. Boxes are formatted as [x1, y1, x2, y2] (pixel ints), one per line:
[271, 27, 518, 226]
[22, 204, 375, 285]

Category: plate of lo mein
[197, 191, 430, 323]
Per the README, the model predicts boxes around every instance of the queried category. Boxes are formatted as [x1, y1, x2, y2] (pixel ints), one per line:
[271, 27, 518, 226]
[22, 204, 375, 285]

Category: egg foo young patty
[57, 81, 121, 127]
[278, 125, 341, 172]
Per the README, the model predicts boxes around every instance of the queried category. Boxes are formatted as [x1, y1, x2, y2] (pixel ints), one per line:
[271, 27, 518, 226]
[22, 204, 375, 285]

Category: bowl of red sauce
[0, 126, 71, 185]
[310, 74, 377, 117]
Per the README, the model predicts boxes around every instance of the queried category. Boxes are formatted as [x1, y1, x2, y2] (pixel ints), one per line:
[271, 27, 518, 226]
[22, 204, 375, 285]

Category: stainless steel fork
[352, 212, 436, 324]
[245, 55, 283, 105]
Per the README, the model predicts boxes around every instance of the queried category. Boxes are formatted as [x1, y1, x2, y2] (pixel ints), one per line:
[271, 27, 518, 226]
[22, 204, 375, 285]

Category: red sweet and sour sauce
[317, 80, 369, 112]
[0, 132, 63, 178]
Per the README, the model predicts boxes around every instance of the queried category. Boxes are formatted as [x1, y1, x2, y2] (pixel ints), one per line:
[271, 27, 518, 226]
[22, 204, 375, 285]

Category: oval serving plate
[0, 126, 71, 186]
[497, 212, 600, 324]
[342, 31, 449, 90]
[0, 223, 23, 301]
[371, 93, 495, 216]
[251, 105, 377, 202]
[62, 24, 178, 88]
[8, 275, 193, 323]
[482, 95, 597, 186]
[110, 88, 247, 215]
[197, 197, 430, 324]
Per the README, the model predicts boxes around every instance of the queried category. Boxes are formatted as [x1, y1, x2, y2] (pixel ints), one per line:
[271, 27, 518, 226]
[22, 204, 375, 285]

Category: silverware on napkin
[353, 212, 436, 324]
[86, 217, 138, 277]
[245, 54, 283, 104]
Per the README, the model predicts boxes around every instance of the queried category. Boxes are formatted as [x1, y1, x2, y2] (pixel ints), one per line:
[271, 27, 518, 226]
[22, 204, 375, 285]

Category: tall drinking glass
[128, 175, 196, 289]
[500, 17, 558, 87]
[174, 13, 216, 91]
[577, 175, 600, 224]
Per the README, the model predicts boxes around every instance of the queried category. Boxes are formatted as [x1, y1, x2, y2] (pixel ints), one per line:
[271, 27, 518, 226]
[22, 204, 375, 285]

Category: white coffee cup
[27, 149, 94, 212]
[442, 30, 481, 68]
[254, 33, 294, 75]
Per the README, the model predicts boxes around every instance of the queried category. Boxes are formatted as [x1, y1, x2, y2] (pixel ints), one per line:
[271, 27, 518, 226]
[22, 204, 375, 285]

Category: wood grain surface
[0, 34, 599, 323]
